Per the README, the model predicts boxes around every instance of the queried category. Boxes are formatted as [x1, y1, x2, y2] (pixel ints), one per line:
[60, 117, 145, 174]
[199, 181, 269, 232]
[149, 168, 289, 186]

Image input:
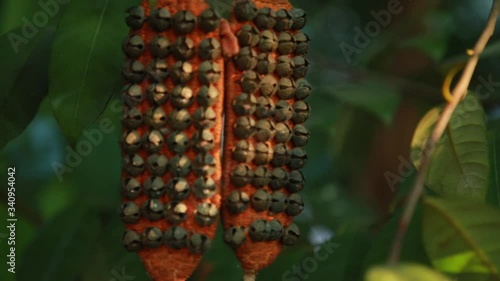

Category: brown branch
[387, 0, 500, 265]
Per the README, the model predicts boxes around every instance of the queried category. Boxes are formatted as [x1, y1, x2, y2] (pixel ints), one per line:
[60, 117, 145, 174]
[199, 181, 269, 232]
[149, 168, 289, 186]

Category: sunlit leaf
[49, 0, 134, 145]
[423, 197, 500, 279]
[365, 263, 453, 281]
[411, 94, 489, 201]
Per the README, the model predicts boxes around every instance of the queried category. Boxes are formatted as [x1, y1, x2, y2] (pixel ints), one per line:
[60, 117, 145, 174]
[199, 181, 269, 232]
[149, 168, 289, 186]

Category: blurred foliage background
[0, 0, 499, 280]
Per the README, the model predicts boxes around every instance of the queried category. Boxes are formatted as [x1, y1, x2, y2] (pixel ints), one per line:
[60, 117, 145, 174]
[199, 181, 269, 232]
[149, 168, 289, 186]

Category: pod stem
[243, 272, 256, 281]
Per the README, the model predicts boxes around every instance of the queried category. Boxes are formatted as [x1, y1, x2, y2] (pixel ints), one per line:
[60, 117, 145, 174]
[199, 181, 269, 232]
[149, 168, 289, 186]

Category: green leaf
[397, 10, 452, 62]
[411, 94, 489, 201]
[49, 0, 134, 145]
[17, 206, 101, 281]
[0, 1, 39, 34]
[0, 27, 55, 149]
[486, 119, 500, 207]
[423, 197, 500, 279]
[364, 202, 431, 270]
[365, 263, 453, 281]
[330, 79, 401, 125]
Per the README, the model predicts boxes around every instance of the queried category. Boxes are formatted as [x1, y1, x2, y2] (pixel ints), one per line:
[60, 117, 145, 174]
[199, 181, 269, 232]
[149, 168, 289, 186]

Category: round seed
[290, 8, 307, 30]
[164, 201, 188, 224]
[275, 123, 292, 143]
[150, 35, 170, 58]
[122, 154, 145, 176]
[278, 32, 296, 55]
[293, 101, 310, 124]
[259, 75, 278, 97]
[233, 93, 257, 116]
[237, 24, 259, 47]
[142, 227, 164, 248]
[275, 9, 293, 31]
[122, 60, 145, 83]
[145, 107, 167, 129]
[193, 177, 216, 199]
[150, 7, 171, 31]
[122, 230, 142, 251]
[267, 219, 284, 240]
[234, 0, 258, 22]
[251, 189, 270, 211]
[172, 10, 197, 35]
[146, 154, 168, 176]
[125, 6, 146, 29]
[146, 83, 168, 105]
[254, 142, 273, 165]
[253, 165, 271, 188]
[234, 47, 257, 70]
[271, 143, 290, 167]
[282, 223, 300, 246]
[123, 35, 145, 58]
[169, 109, 191, 131]
[198, 61, 221, 85]
[295, 79, 312, 100]
[223, 226, 246, 248]
[199, 38, 222, 60]
[121, 177, 142, 199]
[122, 106, 143, 129]
[287, 170, 305, 193]
[231, 164, 253, 187]
[121, 130, 142, 153]
[166, 131, 190, 154]
[254, 7, 276, 30]
[172, 37, 195, 60]
[269, 191, 288, 213]
[292, 124, 309, 146]
[169, 154, 192, 177]
[226, 190, 250, 213]
[198, 85, 219, 107]
[287, 193, 304, 216]
[171, 85, 194, 109]
[141, 199, 164, 221]
[192, 129, 215, 153]
[293, 55, 310, 79]
[234, 116, 256, 139]
[274, 100, 294, 121]
[194, 107, 217, 129]
[249, 219, 270, 241]
[239, 70, 260, 93]
[170, 61, 194, 84]
[258, 30, 278, 52]
[144, 130, 164, 153]
[289, 147, 308, 169]
[294, 32, 310, 55]
[199, 8, 221, 33]
[188, 233, 211, 255]
[270, 167, 289, 190]
[147, 59, 169, 82]
[195, 203, 219, 226]
[120, 202, 140, 224]
[144, 176, 166, 198]
[164, 226, 188, 249]
[256, 53, 276, 74]
[166, 177, 190, 200]
[232, 140, 255, 163]
[122, 84, 143, 106]
[193, 153, 217, 176]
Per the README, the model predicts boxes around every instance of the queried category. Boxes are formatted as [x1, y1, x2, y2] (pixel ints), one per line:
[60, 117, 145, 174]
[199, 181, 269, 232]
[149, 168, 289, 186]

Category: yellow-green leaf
[423, 197, 500, 279]
[411, 94, 489, 201]
[365, 263, 452, 281]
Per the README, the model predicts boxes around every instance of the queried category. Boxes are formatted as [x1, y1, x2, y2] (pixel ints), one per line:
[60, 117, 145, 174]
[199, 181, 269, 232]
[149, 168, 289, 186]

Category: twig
[387, 0, 500, 265]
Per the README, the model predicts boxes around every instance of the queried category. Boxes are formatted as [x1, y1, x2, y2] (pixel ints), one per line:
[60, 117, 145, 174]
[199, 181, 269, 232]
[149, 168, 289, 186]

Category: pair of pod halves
[119, 0, 311, 280]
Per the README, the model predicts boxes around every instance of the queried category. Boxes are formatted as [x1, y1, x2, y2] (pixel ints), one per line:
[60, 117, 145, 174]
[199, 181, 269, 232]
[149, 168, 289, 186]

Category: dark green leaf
[423, 198, 500, 279]
[49, 0, 134, 145]
[329, 79, 401, 125]
[0, 27, 55, 149]
[411, 94, 489, 201]
[17, 206, 101, 281]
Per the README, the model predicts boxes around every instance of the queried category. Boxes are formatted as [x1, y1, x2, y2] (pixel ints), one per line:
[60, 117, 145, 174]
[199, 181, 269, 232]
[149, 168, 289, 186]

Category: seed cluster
[121, 1, 223, 261]
[222, 0, 310, 271]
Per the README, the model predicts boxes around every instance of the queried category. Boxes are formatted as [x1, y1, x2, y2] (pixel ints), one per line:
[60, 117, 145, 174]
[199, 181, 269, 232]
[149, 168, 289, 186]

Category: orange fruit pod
[120, 0, 225, 280]
[221, 0, 311, 279]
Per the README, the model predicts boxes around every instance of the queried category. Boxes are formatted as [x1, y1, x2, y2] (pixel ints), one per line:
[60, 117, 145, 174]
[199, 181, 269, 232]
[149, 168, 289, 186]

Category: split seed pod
[221, 0, 309, 278]
[120, 1, 224, 281]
